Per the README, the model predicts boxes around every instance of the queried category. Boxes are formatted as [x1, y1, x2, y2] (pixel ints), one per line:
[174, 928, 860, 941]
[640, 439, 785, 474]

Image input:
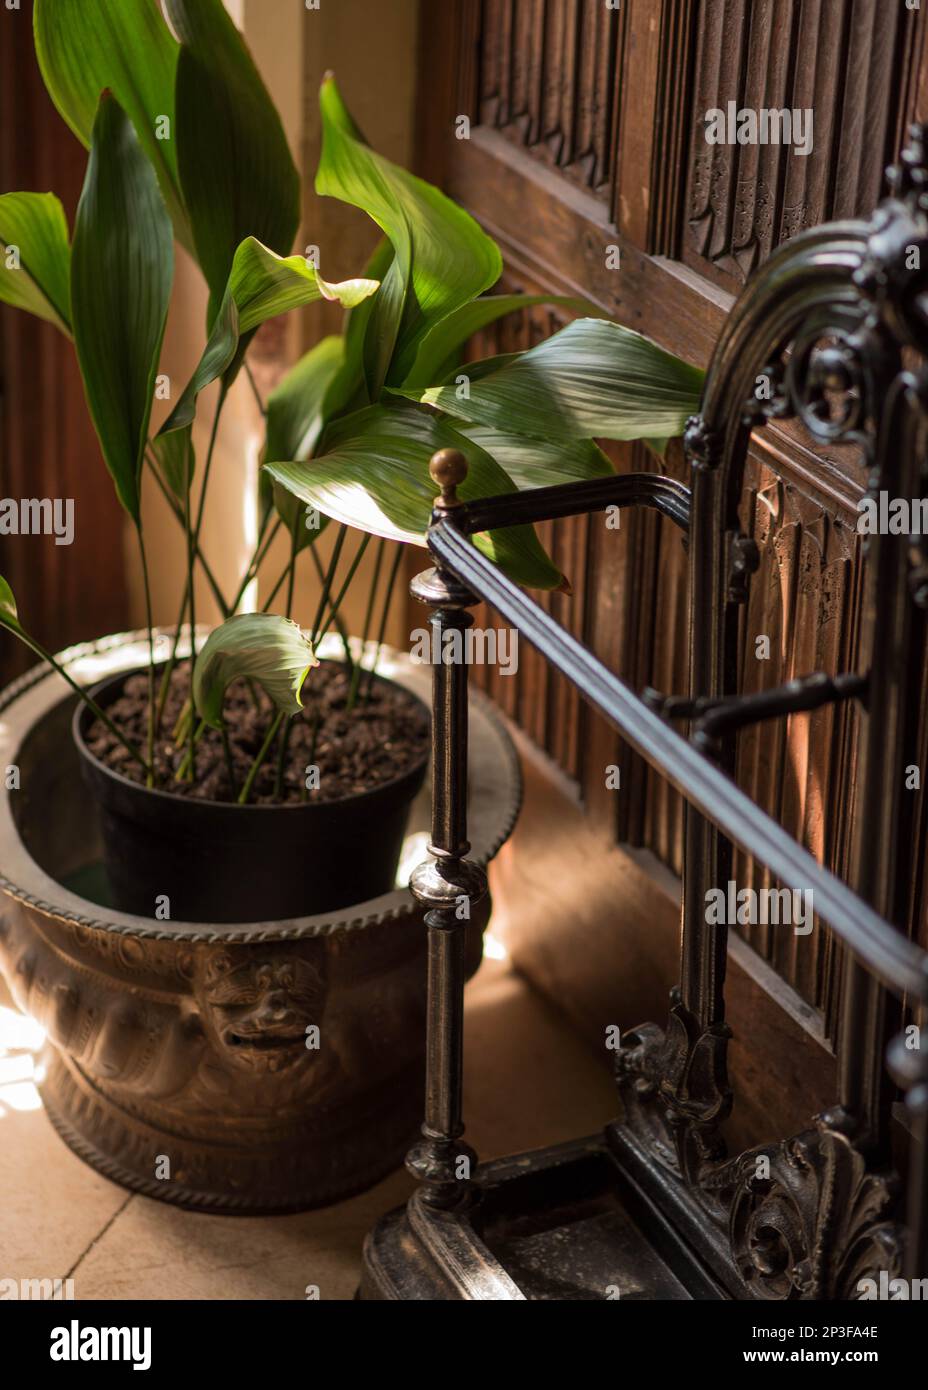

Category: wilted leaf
[193, 613, 319, 729]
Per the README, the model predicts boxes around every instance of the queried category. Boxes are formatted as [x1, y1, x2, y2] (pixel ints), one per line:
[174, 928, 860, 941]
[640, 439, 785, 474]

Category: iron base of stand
[360, 1134, 727, 1300]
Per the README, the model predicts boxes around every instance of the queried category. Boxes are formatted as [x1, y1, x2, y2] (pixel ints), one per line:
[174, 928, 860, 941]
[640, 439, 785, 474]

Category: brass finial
[429, 448, 467, 509]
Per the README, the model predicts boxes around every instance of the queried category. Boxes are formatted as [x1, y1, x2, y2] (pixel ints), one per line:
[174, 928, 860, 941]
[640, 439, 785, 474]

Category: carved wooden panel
[729, 455, 862, 1039]
[416, 0, 928, 1062]
[684, 0, 922, 289]
[477, 0, 626, 208]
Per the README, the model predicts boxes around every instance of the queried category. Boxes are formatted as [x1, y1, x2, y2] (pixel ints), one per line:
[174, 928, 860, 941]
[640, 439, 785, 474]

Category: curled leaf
[159, 238, 378, 436]
[193, 613, 319, 729]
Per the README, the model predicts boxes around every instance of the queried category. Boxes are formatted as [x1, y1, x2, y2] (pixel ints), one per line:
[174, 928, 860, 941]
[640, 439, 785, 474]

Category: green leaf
[193, 613, 319, 728]
[71, 93, 174, 524]
[0, 192, 71, 334]
[159, 239, 378, 436]
[321, 236, 394, 421]
[151, 426, 195, 502]
[265, 336, 345, 465]
[402, 294, 597, 388]
[265, 403, 564, 591]
[0, 574, 23, 634]
[270, 480, 330, 556]
[405, 318, 705, 443]
[165, 0, 301, 327]
[33, 0, 189, 250]
[457, 424, 614, 491]
[263, 335, 342, 552]
[316, 76, 502, 395]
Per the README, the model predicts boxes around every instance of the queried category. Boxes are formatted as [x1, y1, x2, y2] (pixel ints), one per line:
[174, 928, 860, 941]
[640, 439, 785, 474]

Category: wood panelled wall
[0, 10, 128, 682]
[414, 0, 928, 1066]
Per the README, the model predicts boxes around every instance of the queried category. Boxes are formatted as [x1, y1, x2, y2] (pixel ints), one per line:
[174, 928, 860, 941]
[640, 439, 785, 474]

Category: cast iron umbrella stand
[361, 127, 928, 1300]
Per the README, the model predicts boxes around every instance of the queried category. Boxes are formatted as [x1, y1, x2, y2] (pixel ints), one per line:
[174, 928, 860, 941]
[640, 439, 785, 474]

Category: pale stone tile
[0, 978, 129, 1283]
[70, 1169, 414, 1301]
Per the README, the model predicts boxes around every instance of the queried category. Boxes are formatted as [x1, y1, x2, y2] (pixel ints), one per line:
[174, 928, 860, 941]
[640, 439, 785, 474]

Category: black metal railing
[391, 127, 928, 1300]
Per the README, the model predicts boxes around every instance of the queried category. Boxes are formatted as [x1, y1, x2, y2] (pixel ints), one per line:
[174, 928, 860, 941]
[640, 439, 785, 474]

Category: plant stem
[220, 719, 238, 798]
[284, 522, 299, 619]
[315, 533, 371, 647]
[155, 578, 189, 735]
[308, 543, 352, 665]
[175, 717, 206, 781]
[173, 697, 193, 745]
[12, 630, 152, 777]
[193, 385, 226, 548]
[310, 524, 348, 644]
[136, 526, 157, 788]
[347, 537, 385, 712]
[243, 360, 267, 417]
[229, 516, 281, 615]
[272, 524, 301, 800]
[260, 562, 291, 613]
[273, 716, 293, 801]
[184, 452, 197, 782]
[238, 711, 283, 805]
[364, 541, 404, 702]
[145, 449, 230, 616]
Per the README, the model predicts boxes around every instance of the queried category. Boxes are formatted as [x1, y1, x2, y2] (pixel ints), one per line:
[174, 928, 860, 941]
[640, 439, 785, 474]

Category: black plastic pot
[73, 666, 429, 924]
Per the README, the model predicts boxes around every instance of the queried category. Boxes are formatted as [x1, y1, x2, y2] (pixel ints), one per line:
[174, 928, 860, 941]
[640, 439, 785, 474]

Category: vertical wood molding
[684, 0, 924, 289]
[0, 8, 128, 679]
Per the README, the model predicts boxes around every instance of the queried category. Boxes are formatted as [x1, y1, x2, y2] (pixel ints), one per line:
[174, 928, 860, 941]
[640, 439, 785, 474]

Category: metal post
[406, 450, 487, 1211]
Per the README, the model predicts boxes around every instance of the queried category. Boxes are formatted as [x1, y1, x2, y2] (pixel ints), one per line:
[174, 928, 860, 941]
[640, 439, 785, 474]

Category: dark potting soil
[84, 660, 430, 806]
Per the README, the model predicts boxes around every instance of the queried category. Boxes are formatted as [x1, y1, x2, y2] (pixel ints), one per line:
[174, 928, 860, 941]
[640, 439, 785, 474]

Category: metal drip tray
[362, 1137, 724, 1301]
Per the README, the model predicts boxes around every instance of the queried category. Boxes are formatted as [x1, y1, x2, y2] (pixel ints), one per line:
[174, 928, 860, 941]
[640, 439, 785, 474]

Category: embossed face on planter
[197, 946, 327, 1075]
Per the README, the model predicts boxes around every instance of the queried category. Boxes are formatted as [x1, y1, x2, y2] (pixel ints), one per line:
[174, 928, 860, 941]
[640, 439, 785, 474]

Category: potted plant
[0, 0, 702, 1209]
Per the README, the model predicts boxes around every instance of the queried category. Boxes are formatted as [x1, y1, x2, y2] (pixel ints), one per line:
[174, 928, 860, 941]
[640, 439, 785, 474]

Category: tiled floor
[0, 956, 616, 1301]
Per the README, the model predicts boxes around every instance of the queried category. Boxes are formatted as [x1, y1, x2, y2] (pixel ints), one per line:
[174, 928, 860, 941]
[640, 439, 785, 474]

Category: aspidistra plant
[0, 0, 705, 803]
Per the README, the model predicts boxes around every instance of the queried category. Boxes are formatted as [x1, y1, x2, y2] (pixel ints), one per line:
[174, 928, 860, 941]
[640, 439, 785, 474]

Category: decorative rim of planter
[0, 628, 522, 943]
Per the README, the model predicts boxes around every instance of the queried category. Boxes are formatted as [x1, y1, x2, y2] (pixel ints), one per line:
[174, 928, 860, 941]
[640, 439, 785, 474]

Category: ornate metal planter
[0, 630, 520, 1213]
